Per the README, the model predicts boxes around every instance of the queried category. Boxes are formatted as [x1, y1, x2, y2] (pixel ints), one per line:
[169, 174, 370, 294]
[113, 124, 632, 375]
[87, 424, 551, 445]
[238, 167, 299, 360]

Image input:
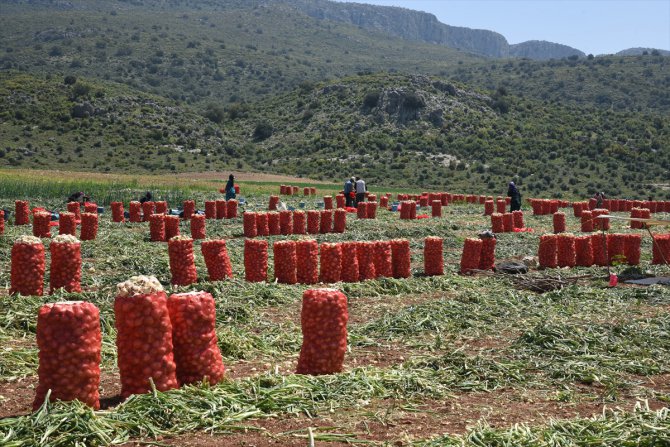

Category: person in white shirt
[355, 177, 366, 207]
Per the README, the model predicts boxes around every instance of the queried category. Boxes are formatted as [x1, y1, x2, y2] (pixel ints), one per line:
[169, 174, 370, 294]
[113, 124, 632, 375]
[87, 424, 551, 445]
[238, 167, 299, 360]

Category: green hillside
[0, 71, 241, 173]
[0, 0, 479, 107]
[2, 71, 668, 199]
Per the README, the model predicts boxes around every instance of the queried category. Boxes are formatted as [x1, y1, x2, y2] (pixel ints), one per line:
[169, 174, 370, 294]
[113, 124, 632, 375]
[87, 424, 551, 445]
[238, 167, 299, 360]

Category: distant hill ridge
[281, 0, 585, 59]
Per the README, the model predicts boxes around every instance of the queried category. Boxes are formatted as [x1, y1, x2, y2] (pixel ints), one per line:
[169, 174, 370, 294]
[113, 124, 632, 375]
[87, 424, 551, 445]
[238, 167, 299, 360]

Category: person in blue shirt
[343, 176, 355, 207]
[225, 174, 236, 200]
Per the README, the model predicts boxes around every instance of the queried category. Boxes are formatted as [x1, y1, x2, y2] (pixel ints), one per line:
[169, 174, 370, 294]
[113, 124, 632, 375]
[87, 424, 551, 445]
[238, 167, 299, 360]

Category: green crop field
[0, 175, 668, 446]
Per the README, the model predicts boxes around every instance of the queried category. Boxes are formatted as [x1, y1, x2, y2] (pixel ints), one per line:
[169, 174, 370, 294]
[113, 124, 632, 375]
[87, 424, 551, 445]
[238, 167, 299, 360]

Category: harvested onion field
[0, 179, 669, 446]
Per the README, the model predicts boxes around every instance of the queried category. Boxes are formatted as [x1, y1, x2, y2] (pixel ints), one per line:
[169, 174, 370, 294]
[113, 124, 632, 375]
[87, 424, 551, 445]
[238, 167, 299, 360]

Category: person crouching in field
[66, 191, 90, 204]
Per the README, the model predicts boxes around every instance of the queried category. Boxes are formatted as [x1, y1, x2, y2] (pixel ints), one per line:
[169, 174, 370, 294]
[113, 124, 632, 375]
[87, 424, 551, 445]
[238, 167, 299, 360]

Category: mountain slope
[284, 0, 509, 57]
[509, 40, 585, 60]
[222, 73, 670, 197]
[0, 71, 239, 173]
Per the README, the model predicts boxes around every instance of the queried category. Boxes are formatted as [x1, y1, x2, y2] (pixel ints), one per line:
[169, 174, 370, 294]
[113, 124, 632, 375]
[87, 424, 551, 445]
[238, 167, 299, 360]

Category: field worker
[507, 181, 522, 211]
[225, 174, 236, 200]
[344, 177, 355, 207]
[66, 191, 90, 204]
[139, 191, 152, 204]
[594, 191, 605, 208]
[355, 176, 366, 207]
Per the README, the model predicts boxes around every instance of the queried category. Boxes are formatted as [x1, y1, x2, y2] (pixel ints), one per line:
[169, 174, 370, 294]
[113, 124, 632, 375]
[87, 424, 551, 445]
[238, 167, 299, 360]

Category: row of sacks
[112, 199, 239, 223]
[33, 284, 349, 412]
[243, 209, 348, 237]
[279, 185, 316, 195]
[490, 211, 525, 232]
[535, 233, 670, 268]
[243, 238, 414, 283]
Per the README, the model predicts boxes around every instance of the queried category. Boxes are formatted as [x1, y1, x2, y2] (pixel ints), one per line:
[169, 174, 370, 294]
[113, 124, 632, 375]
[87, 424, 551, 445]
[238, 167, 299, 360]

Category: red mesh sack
[380, 196, 388, 208]
[183, 200, 195, 220]
[280, 210, 293, 235]
[227, 200, 238, 218]
[419, 196, 429, 207]
[244, 239, 268, 282]
[201, 239, 233, 281]
[356, 242, 376, 281]
[168, 236, 198, 286]
[336, 194, 345, 208]
[155, 201, 168, 215]
[310, 187, 316, 195]
[502, 213, 514, 233]
[129, 201, 142, 223]
[49, 235, 82, 293]
[374, 241, 393, 278]
[496, 199, 506, 214]
[431, 201, 442, 218]
[591, 233, 609, 266]
[575, 236, 594, 267]
[512, 210, 525, 229]
[10, 236, 46, 296]
[296, 239, 319, 284]
[269, 195, 279, 211]
[204, 201, 216, 219]
[491, 213, 504, 233]
[651, 234, 670, 265]
[607, 234, 626, 265]
[114, 277, 178, 398]
[307, 210, 320, 234]
[165, 215, 180, 240]
[553, 212, 566, 234]
[391, 239, 411, 278]
[324, 196, 333, 210]
[538, 234, 558, 269]
[296, 288, 348, 375]
[460, 238, 482, 274]
[142, 202, 154, 222]
[15, 200, 30, 226]
[478, 237, 496, 271]
[409, 201, 417, 219]
[367, 202, 378, 219]
[592, 209, 610, 231]
[340, 242, 359, 283]
[149, 214, 166, 242]
[111, 202, 124, 223]
[274, 240, 297, 284]
[531, 200, 542, 216]
[319, 242, 342, 283]
[424, 237, 444, 276]
[572, 202, 583, 218]
[357, 202, 368, 219]
[293, 211, 307, 235]
[320, 210, 333, 234]
[304, 187, 310, 196]
[83, 203, 97, 214]
[167, 291, 225, 386]
[190, 214, 206, 240]
[541, 200, 552, 215]
[0, 210, 4, 234]
[243, 212, 258, 238]
[67, 201, 81, 221]
[33, 301, 101, 410]
[550, 200, 559, 214]
[59, 211, 76, 236]
[624, 234, 641, 266]
[256, 213, 269, 236]
[484, 200, 494, 216]
[333, 209, 346, 233]
[556, 233, 576, 267]
[33, 212, 51, 238]
[215, 200, 227, 219]
[581, 211, 594, 233]
[80, 212, 98, 241]
[267, 212, 280, 235]
[630, 208, 641, 229]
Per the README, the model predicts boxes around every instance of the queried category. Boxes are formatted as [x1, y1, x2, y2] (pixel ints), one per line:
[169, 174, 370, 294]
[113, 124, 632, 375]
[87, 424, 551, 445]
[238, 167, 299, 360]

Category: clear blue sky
[334, 0, 670, 55]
